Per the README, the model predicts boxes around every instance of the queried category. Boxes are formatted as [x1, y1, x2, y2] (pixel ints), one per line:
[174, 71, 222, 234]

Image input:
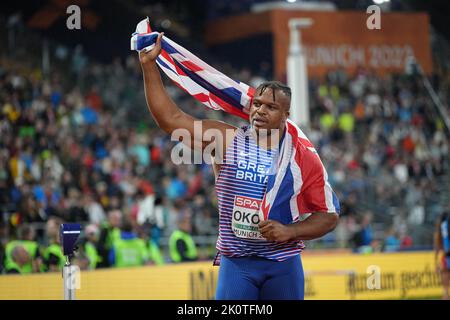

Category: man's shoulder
[296, 141, 321, 162]
[295, 142, 324, 176]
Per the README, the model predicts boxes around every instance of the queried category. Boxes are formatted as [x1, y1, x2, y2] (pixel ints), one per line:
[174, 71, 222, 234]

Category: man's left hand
[259, 220, 295, 242]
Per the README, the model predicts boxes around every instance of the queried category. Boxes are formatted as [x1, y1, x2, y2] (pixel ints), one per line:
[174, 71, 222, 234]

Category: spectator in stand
[383, 226, 401, 252]
[42, 217, 65, 272]
[4, 246, 30, 274]
[97, 209, 122, 268]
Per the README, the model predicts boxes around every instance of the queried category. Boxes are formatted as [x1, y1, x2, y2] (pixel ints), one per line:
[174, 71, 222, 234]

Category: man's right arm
[141, 59, 193, 135]
[139, 33, 236, 155]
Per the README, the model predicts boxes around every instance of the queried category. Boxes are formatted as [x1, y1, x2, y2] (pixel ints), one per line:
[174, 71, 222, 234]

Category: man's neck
[252, 125, 285, 150]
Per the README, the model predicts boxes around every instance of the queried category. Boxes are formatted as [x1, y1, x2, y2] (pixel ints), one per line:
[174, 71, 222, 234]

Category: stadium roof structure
[0, 0, 449, 63]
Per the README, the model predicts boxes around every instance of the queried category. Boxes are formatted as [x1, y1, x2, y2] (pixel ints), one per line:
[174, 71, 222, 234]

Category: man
[4, 224, 42, 273]
[434, 212, 450, 300]
[169, 210, 198, 263]
[97, 209, 122, 267]
[82, 224, 102, 270]
[351, 212, 374, 254]
[139, 33, 339, 300]
[136, 224, 165, 265]
[109, 217, 149, 268]
[4, 245, 30, 274]
[43, 217, 65, 272]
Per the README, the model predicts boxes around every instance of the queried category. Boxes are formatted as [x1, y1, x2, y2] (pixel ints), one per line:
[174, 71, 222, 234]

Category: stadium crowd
[1, 34, 449, 273]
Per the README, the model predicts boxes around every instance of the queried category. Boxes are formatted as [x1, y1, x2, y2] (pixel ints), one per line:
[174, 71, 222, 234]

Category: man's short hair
[11, 245, 29, 262]
[255, 81, 292, 108]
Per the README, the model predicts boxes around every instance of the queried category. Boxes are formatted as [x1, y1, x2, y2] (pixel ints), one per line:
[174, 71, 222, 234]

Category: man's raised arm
[139, 33, 236, 153]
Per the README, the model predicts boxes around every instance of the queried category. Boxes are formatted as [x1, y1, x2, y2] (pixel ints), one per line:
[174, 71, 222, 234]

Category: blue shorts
[215, 254, 304, 300]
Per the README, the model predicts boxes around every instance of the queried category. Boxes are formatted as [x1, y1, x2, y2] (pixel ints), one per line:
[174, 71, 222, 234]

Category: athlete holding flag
[138, 31, 339, 300]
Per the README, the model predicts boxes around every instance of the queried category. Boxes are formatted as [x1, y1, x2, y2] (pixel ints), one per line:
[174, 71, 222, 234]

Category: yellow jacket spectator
[169, 212, 198, 263]
[148, 239, 164, 265]
[43, 217, 65, 272]
[4, 224, 42, 273]
[338, 112, 355, 133]
[83, 224, 102, 270]
[5, 245, 30, 274]
[109, 220, 148, 268]
[97, 209, 122, 268]
[320, 113, 336, 131]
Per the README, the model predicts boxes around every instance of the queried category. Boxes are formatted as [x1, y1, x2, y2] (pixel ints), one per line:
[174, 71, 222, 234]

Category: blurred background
[0, 0, 449, 299]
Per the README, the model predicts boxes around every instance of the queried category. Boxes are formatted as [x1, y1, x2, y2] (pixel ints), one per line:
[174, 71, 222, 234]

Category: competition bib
[232, 196, 265, 240]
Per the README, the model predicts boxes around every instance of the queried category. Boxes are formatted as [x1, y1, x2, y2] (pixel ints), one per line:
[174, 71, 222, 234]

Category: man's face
[46, 220, 58, 238]
[180, 217, 192, 234]
[16, 247, 30, 266]
[86, 232, 98, 242]
[249, 87, 290, 136]
[109, 210, 122, 228]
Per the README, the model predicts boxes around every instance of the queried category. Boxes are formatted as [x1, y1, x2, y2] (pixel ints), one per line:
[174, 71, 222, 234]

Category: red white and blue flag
[131, 18, 340, 222]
